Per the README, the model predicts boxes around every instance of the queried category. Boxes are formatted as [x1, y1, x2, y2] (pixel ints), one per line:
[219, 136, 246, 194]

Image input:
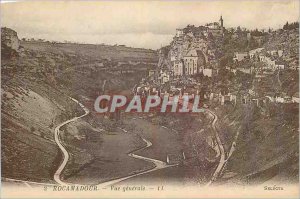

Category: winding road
[205, 109, 226, 186]
[3, 96, 175, 188]
[4, 97, 229, 188]
[53, 97, 175, 187]
[2, 97, 90, 187]
[53, 97, 90, 185]
[97, 138, 177, 188]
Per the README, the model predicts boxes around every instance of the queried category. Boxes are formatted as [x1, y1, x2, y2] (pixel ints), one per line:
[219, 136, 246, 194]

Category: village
[1, 1, 299, 196]
[134, 17, 299, 109]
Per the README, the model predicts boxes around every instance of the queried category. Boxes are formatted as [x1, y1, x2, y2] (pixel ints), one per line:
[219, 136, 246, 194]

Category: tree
[219, 55, 233, 68]
[283, 21, 299, 30]
[30, 126, 36, 133]
[248, 37, 258, 49]
[283, 21, 289, 30]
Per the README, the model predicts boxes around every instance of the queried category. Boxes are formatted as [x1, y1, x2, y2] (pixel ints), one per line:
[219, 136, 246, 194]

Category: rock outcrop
[1, 27, 20, 51]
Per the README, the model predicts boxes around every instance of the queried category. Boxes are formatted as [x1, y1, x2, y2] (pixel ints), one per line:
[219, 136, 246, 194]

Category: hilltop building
[176, 29, 184, 37]
[206, 16, 225, 37]
[160, 16, 226, 79]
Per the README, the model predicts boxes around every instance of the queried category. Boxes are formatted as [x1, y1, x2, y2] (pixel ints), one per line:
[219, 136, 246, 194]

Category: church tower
[219, 15, 224, 28]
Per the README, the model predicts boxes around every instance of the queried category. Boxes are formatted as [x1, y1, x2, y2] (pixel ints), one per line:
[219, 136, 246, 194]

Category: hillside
[212, 102, 299, 185]
[150, 22, 299, 186]
[2, 22, 298, 187]
[1, 27, 158, 183]
[21, 41, 158, 62]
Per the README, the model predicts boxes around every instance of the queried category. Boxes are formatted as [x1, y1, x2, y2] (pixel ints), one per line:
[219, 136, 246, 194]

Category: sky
[1, 0, 299, 49]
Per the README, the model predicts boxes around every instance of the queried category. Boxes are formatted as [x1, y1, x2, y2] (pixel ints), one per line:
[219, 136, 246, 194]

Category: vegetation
[283, 21, 299, 30]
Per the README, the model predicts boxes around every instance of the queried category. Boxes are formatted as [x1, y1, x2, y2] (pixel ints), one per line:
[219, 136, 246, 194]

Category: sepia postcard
[1, 0, 299, 198]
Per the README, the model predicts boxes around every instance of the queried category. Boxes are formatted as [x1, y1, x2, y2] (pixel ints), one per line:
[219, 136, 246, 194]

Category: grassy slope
[1, 40, 158, 183]
[214, 102, 299, 185]
[1, 79, 80, 183]
[21, 41, 158, 62]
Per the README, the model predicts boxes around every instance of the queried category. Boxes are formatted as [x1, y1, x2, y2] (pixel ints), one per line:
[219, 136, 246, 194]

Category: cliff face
[158, 24, 224, 72]
[1, 27, 20, 51]
[157, 45, 172, 69]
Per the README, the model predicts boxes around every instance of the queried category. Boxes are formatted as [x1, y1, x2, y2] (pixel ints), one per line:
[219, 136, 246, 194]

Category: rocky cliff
[1, 27, 20, 51]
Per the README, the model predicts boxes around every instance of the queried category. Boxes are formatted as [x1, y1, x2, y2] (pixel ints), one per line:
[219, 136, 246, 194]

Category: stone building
[233, 52, 248, 62]
[205, 16, 224, 37]
[158, 70, 170, 84]
[176, 29, 184, 37]
[173, 60, 184, 76]
[183, 49, 206, 75]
